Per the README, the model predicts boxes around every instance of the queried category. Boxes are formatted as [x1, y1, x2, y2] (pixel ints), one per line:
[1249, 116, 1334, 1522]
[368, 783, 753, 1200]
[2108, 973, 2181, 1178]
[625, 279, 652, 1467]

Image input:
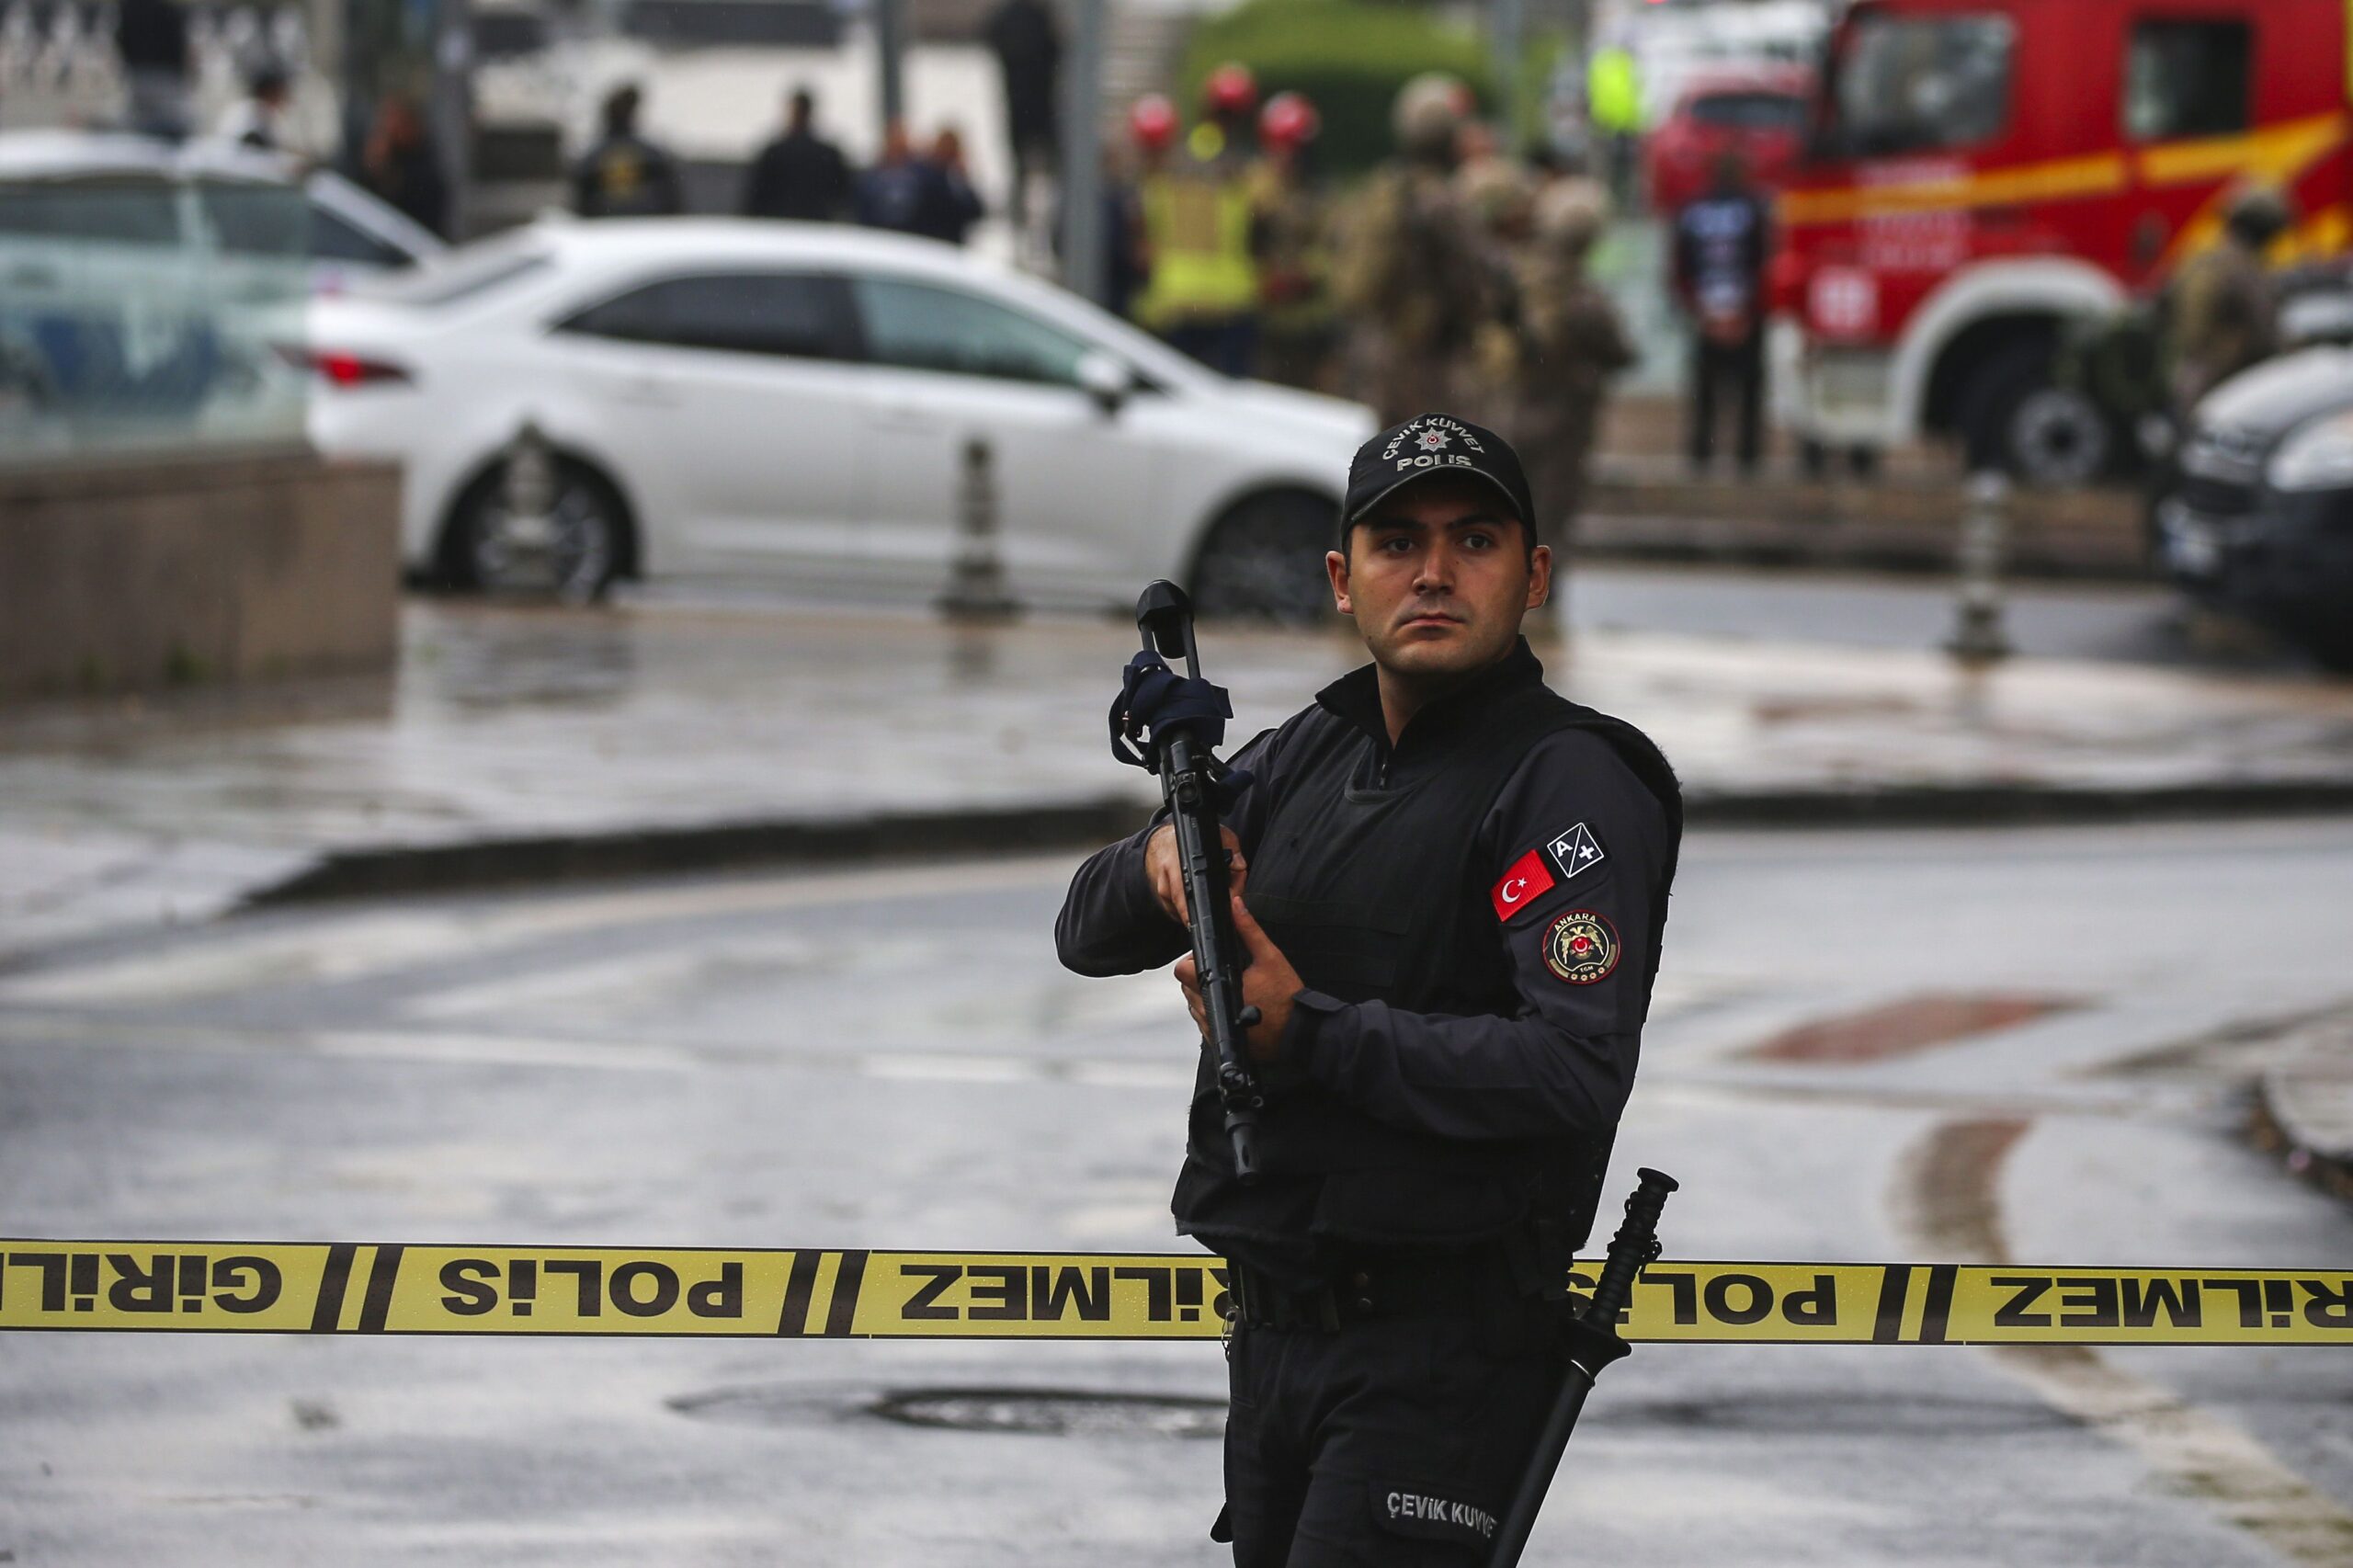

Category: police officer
[1057, 412, 1682, 1566]
[1672, 151, 1771, 474]
[573, 85, 685, 220]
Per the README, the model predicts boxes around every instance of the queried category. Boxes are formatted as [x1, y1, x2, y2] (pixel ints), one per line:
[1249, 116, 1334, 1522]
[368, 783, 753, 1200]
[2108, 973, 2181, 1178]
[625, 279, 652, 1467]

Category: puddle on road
[670, 1382, 1224, 1439]
[1598, 1392, 2072, 1438]
[1745, 993, 2082, 1064]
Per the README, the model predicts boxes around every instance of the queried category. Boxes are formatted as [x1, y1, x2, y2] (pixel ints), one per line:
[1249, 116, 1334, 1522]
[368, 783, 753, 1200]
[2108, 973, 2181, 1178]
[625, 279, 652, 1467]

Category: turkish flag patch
[1489, 847, 1557, 923]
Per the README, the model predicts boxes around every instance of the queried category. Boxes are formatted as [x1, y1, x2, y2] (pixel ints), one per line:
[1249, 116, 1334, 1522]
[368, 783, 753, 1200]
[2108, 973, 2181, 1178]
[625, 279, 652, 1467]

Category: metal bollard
[1947, 469, 2013, 665]
[502, 419, 556, 522]
[937, 436, 1020, 621]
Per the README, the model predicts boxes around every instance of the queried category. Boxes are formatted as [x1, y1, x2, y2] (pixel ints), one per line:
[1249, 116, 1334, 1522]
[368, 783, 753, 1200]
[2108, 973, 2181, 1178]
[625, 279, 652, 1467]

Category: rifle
[1122, 581, 1263, 1184]
[1487, 1168, 1678, 1568]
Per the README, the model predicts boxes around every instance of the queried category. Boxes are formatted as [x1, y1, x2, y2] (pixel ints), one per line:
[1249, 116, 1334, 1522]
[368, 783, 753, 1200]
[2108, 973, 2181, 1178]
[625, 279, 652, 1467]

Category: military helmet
[2224, 184, 2294, 247]
[1459, 158, 1533, 230]
[1393, 72, 1469, 156]
[1533, 178, 1612, 250]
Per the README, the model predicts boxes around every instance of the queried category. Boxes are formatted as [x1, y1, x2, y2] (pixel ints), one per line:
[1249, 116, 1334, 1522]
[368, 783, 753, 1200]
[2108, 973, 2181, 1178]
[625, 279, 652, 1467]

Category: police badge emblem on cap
[1342, 413, 1539, 546]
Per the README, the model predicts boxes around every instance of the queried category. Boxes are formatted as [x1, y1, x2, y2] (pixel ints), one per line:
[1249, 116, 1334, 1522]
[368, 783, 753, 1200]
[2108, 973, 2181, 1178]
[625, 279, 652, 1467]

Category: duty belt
[1226, 1250, 1552, 1335]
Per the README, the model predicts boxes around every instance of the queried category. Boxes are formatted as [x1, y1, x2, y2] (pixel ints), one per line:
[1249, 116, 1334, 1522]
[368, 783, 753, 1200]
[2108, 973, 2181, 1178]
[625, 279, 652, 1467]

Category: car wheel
[0, 336, 57, 418]
[1959, 344, 2111, 487]
[1190, 492, 1336, 625]
[445, 456, 628, 603]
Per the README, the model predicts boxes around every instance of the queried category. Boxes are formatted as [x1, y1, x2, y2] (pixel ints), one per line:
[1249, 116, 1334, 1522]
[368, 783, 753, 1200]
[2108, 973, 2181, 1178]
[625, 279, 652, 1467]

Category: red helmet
[1203, 62, 1257, 119]
[1129, 93, 1177, 151]
[1259, 90, 1319, 150]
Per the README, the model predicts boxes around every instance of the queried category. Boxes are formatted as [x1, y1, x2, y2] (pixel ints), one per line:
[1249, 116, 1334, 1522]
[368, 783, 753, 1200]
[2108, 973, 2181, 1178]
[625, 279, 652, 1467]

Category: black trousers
[1688, 329, 1766, 472]
[1220, 1311, 1565, 1565]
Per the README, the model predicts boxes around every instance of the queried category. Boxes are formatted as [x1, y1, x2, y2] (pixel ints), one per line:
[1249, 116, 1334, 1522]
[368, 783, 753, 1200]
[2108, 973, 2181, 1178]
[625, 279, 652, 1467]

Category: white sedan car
[307, 219, 1377, 618]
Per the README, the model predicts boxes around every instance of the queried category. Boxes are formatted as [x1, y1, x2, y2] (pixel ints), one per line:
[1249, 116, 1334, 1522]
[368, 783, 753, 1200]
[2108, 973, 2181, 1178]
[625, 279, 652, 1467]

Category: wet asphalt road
[1564, 564, 2300, 672]
[2, 819, 2350, 1565]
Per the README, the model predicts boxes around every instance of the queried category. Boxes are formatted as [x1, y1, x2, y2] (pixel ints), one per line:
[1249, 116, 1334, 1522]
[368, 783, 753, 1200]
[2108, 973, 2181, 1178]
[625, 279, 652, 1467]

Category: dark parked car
[2154, 347, 2353, 669]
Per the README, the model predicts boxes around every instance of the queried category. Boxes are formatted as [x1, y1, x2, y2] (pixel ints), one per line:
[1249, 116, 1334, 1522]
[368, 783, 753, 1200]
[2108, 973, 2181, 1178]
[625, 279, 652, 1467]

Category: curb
[1576, 512, 2149, 583]
[2250, 1085, 2353, 1209]
[237, 779, 2353, 910]
[244, 797, 1156, 908]
[2248, 1020, 2353, 1208]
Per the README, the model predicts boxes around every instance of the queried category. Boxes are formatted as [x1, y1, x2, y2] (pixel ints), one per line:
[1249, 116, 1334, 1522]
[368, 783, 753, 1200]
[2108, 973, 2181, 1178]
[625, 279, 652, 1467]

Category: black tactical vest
[1171, 643, 1681, 1279]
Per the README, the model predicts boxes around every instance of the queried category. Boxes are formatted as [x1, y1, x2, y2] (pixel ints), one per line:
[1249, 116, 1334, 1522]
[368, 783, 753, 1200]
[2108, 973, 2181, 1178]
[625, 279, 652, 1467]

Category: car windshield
[1830, 12, 2014, 155]
[367, 234, 551, 305]
[1689, 91, 1808, 133]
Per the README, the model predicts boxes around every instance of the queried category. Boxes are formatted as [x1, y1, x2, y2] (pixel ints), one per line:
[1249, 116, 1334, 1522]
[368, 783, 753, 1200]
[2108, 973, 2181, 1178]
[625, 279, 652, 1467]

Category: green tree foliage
[1178, 0, 1495, 176]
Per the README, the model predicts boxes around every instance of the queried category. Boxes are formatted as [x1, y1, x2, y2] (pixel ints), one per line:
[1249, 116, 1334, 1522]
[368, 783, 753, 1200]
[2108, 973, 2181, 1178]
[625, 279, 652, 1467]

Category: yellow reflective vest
[1137, 145, 1261, 327]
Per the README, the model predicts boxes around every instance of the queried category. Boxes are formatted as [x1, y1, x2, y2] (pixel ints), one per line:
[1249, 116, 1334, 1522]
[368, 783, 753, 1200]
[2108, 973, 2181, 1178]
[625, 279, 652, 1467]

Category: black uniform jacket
[1056, 640, 1679, 1285]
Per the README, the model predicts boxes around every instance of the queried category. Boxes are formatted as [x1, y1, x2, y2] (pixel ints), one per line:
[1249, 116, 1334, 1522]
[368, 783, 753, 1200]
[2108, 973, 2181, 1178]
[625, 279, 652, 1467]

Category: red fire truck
[1771, 0, 2351, 483]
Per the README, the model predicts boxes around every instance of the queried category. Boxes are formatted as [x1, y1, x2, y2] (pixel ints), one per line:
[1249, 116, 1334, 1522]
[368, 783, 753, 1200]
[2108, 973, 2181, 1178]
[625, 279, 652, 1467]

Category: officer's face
[1327, 476, 1551, 681]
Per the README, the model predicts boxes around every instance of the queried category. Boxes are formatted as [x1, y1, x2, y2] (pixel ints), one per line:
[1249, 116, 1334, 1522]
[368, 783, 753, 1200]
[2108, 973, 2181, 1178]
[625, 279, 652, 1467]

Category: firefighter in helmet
[1249, 90, 1336, 390]
[1136, 62, 1267, 377]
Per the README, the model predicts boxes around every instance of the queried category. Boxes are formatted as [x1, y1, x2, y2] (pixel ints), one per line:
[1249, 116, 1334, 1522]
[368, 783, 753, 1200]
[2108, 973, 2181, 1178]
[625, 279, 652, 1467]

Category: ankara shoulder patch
[1547, 823, 1606, 884]
[1543, 909, 1620, 984]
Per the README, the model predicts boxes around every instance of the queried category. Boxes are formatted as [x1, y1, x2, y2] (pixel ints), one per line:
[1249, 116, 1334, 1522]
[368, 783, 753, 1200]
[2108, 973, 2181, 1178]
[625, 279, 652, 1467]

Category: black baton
[1487, 1168, 1678, 1567]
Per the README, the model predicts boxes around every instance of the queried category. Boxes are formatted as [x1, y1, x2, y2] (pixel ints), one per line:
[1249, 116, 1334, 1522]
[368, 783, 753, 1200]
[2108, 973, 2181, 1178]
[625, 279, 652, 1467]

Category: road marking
[1894, 1117, 2353, 1567]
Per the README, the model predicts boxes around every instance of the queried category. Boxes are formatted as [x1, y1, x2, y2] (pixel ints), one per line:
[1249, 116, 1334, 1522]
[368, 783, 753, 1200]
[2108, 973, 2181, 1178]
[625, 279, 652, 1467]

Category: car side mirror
[1076, 350, 1133, 415]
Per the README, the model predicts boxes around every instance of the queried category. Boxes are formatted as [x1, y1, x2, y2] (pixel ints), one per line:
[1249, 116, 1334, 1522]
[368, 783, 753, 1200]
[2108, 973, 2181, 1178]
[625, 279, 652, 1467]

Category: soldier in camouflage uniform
[2167, 185, 2293, 418]
[1505, 179, 1634, 546]
[1457, 151, 1538, 429]
[1331, 74, 1497, 423]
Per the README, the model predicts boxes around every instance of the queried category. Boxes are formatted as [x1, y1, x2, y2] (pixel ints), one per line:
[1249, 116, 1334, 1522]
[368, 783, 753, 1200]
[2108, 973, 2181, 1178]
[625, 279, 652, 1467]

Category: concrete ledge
[2251, 1015, 2353, 1206]
[0, 447, 403, 704]
[1582, 469, 2150, 581]
[247, 798, 1160, 907]
[237, 778, 2353, 911]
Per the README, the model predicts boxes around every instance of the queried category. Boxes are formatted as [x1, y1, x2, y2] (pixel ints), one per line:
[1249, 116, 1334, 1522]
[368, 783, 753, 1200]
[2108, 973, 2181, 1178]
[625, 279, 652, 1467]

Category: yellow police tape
[3, 1243, 2347, 1346]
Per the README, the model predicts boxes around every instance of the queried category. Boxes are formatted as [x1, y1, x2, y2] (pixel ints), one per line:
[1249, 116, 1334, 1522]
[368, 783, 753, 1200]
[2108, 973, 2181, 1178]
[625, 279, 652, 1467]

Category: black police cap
[1341, 413, 1538, 549]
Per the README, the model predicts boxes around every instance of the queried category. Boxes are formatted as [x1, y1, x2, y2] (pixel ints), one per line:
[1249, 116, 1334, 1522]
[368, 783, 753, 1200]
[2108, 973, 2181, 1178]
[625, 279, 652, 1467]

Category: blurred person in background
[1672, 150, 1770, 475]
[1586, 35, 1644, 209]
[114, 0, 190, 141]
[1331, 72, 1495, 422]
[1250, 90, 1336, 391]
[1134, 63, 1265, 377]
[357, 91, 449, 238]
[915, 127, 985, 245]
[1506, 179, 1633, 552]
[574, 85, 684, 219]
[854, 119, 935, 234]
[742, 87, 850, 222]
[214, 62, 291, 152]
[983, 0, 1060, 239]
[1459, 151, 1537, 427]
[2167, 185, 2295, 419]
[1097, 95, 1180, 323]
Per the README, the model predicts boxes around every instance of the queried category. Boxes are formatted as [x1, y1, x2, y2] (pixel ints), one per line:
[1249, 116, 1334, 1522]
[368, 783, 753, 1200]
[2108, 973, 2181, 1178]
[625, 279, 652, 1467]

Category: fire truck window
[2124, 21, 2252, 142]
[1836, 15, 2015, 155]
